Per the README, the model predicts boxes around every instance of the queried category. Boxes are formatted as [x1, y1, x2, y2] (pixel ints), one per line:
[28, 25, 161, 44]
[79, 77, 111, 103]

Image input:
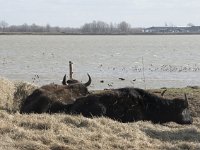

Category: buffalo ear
[184, 93, 189, 107]
[62, 74, 67, 85]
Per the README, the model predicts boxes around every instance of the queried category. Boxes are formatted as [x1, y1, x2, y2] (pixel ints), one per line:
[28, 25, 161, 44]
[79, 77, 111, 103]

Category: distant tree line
[0, 20, 143, 34]
[81, 21, 132, 34]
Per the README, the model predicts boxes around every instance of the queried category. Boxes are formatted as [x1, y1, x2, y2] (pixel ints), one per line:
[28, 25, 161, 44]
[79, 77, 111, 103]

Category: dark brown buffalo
[69, 87, 193, 124]
[20, 74, 91, 114]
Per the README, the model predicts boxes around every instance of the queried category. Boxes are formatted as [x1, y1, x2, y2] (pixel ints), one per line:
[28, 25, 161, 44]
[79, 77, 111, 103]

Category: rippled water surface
[1, 35, 200, 90]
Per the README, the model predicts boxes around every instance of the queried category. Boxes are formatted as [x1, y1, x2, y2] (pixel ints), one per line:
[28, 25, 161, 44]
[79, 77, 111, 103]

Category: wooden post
[69, 61, 73, 79]
[142, 57, 146, 89]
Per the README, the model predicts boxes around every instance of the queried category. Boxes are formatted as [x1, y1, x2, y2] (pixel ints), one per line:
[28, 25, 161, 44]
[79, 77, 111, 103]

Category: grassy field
[0, 77, 200, 150]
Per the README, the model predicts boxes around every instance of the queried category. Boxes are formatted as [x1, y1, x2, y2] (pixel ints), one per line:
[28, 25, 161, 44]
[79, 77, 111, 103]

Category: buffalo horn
[84, 73, 91, 87]
[184, 93, 189, 107]
[161, 89, 167, 97]
[62, 74, 67, 85]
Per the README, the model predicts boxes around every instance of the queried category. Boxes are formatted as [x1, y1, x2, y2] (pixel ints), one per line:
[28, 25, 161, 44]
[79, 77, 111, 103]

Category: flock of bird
[98, 64, 200, 73]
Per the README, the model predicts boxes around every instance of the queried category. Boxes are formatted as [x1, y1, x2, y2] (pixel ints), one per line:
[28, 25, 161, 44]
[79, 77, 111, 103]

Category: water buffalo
[69, 87, 193, 124]
[20, 74, 91, 114]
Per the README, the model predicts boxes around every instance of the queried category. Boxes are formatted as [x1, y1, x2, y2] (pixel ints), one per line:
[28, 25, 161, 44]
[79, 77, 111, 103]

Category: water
[1, 35, 200, 90]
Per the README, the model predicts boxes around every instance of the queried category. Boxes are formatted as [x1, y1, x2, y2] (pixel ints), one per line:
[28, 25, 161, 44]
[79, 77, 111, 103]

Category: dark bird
[100, 80, 104, 83]
[119, 78, 125, 81]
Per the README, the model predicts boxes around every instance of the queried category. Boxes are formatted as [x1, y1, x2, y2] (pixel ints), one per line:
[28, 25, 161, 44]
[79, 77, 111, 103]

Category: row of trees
[81, 21, 131, 34]
[0, 20, 142, 34]
[0, 21, 77, 33]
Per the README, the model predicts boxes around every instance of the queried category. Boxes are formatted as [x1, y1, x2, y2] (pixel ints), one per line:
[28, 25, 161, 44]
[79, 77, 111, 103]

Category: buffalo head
[62, 73, 91, 86]
[172, 94, 193, 124]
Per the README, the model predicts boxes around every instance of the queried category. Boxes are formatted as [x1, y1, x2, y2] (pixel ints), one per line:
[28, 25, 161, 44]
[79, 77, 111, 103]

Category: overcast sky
[0, 0, 200, 27]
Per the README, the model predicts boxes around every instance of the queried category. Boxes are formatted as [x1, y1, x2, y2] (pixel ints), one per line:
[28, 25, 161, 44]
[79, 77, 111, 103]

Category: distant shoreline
[1, 32, 200, 35]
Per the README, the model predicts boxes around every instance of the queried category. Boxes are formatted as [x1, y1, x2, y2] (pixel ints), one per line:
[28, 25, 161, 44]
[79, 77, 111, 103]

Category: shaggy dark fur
[70, 87, 193, 124]
[20, 74, 91, 114]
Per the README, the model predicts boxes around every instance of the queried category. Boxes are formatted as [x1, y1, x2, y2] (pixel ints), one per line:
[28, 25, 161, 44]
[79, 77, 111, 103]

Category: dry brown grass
[0, 77, 37, 112]
[0, 77, 200, 150]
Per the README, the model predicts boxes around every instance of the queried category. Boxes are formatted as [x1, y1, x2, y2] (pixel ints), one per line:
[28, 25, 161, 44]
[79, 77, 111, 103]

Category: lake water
[1, 35, 200, 90]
